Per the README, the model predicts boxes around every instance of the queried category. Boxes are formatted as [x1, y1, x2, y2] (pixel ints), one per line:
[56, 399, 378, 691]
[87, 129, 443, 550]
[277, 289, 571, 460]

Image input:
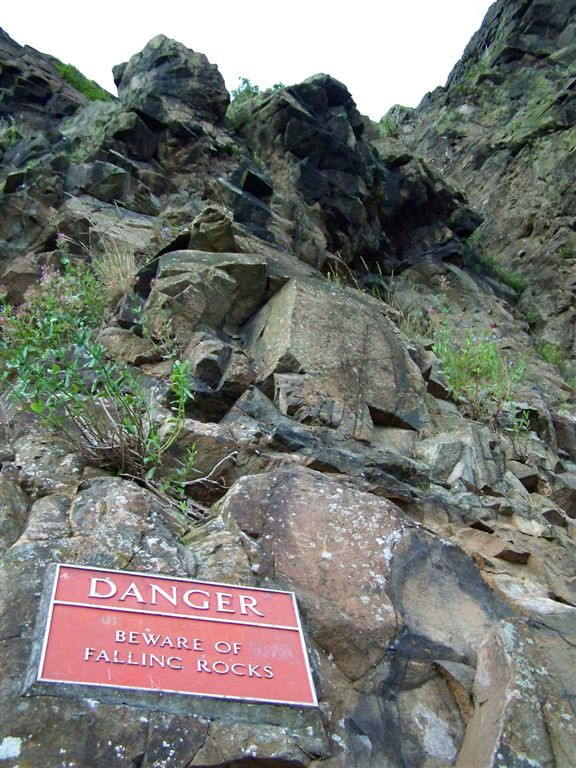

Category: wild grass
[54, 61, 113, 102]
[91, 237, 138, 305]
[432, 326, 527, 422]
[536, 342, 563, 366]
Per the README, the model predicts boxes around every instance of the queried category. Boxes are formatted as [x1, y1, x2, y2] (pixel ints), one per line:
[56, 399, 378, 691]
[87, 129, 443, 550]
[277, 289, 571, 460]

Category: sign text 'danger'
[37, 564, 317, 707]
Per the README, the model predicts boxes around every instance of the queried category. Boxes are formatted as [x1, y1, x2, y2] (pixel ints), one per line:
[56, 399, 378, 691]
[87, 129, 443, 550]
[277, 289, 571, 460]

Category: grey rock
[243, 278, 429, 432]
[114, 34, 229, 126]
[457, 616, 576, 768]
[414, 424, 503, 492]
[13, 433, 85, 499]
[218, 466, 510, 675]
[138, 250, 269, 343]
[188, 204, 237, 253]
[0, 466, 30, 553]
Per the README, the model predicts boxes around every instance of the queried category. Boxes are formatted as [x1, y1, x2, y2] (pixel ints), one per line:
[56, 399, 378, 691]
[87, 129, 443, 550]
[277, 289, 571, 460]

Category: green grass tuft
[432, 326, 526, 422]
[536, 342, 563, 366]
[55, 61, 114, 102]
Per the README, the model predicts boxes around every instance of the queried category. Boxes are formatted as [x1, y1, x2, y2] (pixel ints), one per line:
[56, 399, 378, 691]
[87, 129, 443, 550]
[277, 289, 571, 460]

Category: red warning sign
[37, 564, 317, 707]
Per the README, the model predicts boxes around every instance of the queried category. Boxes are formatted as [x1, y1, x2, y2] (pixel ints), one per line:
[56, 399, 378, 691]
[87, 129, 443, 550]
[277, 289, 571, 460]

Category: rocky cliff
[0, 4, 575, 767]
[397, 0, 576, 373]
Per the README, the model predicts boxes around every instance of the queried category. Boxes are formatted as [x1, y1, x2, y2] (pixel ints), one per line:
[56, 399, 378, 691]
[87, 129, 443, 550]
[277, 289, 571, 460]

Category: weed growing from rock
[0, 259, 201, 519]
[536, 342, 563, 367]
[462, 234, 528, 296]
[555, 245, 573, 260]
[0, 116, 20, 150]
[379, 114, 401, 138]
[377, 106, 412, 139]
[91, 237, 138, 306]
[54, 60, 114, 101]
[432, 327, 526, 422]
[227, 77, 285, 130]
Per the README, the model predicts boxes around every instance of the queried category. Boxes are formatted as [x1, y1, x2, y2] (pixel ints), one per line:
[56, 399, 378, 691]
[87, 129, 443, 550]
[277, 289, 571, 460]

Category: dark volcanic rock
[114, 34, 229, 127]
[229, 73, 480, 270]
[0, 28, 89, 127]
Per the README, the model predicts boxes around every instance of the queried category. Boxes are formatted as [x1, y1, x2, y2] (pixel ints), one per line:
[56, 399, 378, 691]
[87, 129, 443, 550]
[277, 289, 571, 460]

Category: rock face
[1, 9, 576, 768]
[230, 73, 480, 268]
[398, 0, 576, 368]
[243, 278, 428, 431]
[113, 34, 229, 127]
[456, 616, 576, 768]
[0, 28, 90, 126]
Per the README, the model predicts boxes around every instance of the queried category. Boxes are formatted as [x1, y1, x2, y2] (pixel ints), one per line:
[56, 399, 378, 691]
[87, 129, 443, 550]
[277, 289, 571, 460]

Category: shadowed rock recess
[0, 3, 575, 766]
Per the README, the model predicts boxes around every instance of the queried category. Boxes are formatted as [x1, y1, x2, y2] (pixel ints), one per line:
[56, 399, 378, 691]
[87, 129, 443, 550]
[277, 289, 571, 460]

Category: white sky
[2, 1, 494, 120]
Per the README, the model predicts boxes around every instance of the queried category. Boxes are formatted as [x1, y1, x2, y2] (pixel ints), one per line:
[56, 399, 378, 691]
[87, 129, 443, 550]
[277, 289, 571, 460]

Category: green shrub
[521, 305, 542, 330]
[433, 327, 526, 421]
[494, 266, 528, 294]
[555, 246, 573, 260]
[0, 256, 199, 517]
[231, 76, 261, 102]
[227, 77, 285, 131]
[462, 237, 528, 296]
[480, 253, 528, 294]
[230, 76, 285, 102]
[55, 61, 113, 101]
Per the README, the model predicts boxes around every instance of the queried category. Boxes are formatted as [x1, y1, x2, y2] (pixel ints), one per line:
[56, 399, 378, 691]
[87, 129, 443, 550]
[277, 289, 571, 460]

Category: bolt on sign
[36, 564, 317, 707]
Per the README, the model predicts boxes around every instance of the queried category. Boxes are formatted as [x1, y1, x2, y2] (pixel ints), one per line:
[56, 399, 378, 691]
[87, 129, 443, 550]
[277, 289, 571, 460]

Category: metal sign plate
[37, 564, 317, 707]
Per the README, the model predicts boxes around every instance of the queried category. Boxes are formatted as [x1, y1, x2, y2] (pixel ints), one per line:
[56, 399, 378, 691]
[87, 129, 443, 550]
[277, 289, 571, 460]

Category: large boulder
[242, 278, 429, 432]
[113, 34, 229, 127]
[216, 465, 512, 765]
[134, 250, 269, 345]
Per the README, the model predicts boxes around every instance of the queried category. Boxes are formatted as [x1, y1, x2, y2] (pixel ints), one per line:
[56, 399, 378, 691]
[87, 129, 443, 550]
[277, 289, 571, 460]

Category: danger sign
[37, 564, 317, 707]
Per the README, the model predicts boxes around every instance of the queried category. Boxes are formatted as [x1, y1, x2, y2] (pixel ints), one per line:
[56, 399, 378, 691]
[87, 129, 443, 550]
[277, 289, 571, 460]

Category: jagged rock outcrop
[0, 28, 90, 126]
[396, 0, 576, 369]
[113, 34, 230, 127]
[1, 12, 575, 768]
[228, 73, 481, 268]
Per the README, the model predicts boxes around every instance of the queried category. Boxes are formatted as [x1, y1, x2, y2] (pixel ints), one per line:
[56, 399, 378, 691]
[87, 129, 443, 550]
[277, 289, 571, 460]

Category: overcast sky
[2, 1, 494, 120]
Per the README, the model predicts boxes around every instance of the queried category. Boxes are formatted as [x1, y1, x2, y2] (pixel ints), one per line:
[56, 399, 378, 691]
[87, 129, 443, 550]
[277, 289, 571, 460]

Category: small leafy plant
[230, 77, 285, 101]
[432, 327, 526, 421]
[509, 408, 531, 437]
[462, 239, 528, 296]
[0, 116, 20, 150]
[231, 76, 261, 101]
[555, 245, 573, 260]
[0, 257, 200, 518]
